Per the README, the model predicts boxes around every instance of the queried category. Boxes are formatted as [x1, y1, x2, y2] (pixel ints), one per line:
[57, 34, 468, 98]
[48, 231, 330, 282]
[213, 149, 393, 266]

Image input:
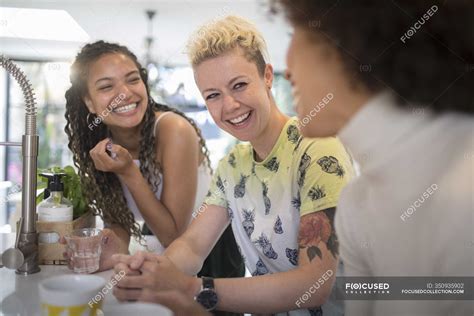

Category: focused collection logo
[345, 282, 390, 294]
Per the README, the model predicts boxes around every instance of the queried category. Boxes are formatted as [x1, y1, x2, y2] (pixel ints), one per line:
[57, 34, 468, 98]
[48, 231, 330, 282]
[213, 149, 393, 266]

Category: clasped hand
[111, 251, 209, 315]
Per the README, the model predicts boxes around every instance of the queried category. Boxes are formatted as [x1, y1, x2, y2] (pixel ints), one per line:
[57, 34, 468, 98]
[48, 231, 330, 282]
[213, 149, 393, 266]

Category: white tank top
[119, 112, 212, 253]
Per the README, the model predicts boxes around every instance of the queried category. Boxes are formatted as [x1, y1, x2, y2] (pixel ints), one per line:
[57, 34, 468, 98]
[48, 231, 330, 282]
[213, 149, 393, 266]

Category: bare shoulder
[154, 111, 200, 160]
[154, 111, 198, 142]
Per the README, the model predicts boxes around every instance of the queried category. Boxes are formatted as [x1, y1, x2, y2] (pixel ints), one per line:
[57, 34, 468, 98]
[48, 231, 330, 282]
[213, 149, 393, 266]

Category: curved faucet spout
[0, 55, 40, 275]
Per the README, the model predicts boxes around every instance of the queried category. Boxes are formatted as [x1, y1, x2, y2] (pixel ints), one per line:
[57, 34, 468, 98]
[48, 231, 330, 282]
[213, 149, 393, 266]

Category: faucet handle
[0, 248, 24, 269]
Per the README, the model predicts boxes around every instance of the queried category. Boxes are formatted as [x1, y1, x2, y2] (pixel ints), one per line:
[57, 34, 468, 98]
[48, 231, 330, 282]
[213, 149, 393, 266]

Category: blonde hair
[186, 15, 269, 76]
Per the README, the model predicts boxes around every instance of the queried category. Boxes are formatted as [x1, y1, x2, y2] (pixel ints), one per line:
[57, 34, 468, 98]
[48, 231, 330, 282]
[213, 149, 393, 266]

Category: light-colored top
[336, 92, 474, 316]
[205, 117, 354, 316]
[119, 112, 212, 253]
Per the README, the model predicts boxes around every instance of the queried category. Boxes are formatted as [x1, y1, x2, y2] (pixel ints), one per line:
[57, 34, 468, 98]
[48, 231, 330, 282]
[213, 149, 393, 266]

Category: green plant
[36, 165, 88, 219]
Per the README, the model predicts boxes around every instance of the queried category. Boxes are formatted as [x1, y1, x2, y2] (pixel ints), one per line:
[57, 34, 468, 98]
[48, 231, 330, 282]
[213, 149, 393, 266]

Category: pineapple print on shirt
[252, 258, 269, 276]
[317, 156, 345, 177]
[262, 181, 271, 215]
[216, 175, 226, 193]
[263, 156, 280, 172]
[274, 216, 283, 234]
[285, 248, 298, 266]
[308, 185, 326, 201]
[228, 152, 236, 168]
[298, 152, 312, 188]
[254, 233, 278, 260]
[242, 208, 255, 238]
[227, 203, 234, 220]
[287, 124, 300, 144]
[291, 191, 301, 212]
[234, 174, 249, 198]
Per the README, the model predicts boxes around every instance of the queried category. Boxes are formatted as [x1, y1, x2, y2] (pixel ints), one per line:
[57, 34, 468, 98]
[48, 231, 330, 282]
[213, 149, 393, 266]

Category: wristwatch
[195, 277, 218, 311]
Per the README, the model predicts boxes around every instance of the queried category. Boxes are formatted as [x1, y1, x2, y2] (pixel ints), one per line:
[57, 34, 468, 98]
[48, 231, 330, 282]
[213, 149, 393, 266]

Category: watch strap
[202, 276, 215, 290]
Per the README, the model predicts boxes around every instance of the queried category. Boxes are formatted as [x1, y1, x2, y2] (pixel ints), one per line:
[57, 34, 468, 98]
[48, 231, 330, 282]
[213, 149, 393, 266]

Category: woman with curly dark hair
[63, 41, 244, 282]
[271, 1, 473, 315]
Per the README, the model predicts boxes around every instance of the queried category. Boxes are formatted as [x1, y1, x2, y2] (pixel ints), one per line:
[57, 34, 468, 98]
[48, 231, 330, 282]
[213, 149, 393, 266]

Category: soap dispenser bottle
[37, 172, 73, 222]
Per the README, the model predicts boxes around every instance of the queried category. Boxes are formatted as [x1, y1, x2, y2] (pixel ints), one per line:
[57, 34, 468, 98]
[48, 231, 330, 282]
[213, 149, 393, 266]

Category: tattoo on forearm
[298, 207, 339, 262]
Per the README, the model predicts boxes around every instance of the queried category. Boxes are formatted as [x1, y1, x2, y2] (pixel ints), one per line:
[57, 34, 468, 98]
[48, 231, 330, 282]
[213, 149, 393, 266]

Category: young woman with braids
[62, 41, 244, 282]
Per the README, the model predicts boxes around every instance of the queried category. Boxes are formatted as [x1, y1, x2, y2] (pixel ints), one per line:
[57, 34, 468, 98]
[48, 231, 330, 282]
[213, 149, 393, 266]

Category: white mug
[39, 274, 106, 316]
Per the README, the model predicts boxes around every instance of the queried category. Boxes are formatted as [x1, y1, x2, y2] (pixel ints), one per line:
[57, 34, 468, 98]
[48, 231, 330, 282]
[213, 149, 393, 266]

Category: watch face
[197, 289, 218, 311]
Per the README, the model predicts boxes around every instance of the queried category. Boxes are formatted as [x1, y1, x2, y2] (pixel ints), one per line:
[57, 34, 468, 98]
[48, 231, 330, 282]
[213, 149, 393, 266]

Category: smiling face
[83, 53, 148, 129]
[286, 26, 371, 138]
[194, 47, 274, 142]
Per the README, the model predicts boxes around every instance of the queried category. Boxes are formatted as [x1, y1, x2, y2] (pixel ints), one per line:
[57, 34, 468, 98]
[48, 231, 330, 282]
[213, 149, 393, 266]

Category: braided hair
[64, 40, 211, 238]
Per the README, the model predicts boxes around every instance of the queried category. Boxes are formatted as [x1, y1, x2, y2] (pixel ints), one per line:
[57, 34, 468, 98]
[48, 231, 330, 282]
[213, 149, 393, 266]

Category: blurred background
[0, 0, 294, 228]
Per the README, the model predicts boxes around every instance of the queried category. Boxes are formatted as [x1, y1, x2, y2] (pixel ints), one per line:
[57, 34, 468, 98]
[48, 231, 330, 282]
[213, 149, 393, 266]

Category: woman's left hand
[112, 253, 199, 302]
[61, 228, 129, 272]
[89, 138, 135, 176]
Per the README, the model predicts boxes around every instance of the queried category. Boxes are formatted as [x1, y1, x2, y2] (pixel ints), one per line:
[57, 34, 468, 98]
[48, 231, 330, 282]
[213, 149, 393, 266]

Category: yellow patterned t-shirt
[204, 118, 354, 309]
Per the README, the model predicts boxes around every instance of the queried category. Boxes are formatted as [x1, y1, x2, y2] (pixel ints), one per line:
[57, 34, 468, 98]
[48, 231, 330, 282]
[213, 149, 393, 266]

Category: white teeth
[114, 103, 137, 113]
[229, 112, 251, 124]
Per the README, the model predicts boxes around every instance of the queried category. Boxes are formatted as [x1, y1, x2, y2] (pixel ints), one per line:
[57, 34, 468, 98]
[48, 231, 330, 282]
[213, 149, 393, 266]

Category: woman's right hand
[89, 138, 135, 177]
[61, 228, 129, 272]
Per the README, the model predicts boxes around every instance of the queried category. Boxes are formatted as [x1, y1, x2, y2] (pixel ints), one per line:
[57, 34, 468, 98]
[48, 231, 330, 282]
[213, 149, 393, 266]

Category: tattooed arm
[298, 207, 338, 263]
[206, 207, 338, 312]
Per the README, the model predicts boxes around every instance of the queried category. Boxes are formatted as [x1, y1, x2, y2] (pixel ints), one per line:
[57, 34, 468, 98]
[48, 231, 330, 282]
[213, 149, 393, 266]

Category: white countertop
[0, 265, 119, 316]
[0, 233, 119, 316]
[0, 233, 169, 316]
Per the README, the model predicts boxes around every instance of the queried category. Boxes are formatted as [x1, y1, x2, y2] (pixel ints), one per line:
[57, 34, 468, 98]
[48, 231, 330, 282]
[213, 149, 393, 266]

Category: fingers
[89, 138, 109, 157]
[114, 262, 141, 277]
[101, 228, 114, 245]
[113, 286, 143, 302]
[107, 143, 124, 156]
[111, 253, 134, 266]
[114, 250, 157, 270]
[139, 260, 160, 274]
[116, 275, 148, 289]
[112, 251, 160, 276]
[129, 251, 158, 270]
[89, 138, 115, 170]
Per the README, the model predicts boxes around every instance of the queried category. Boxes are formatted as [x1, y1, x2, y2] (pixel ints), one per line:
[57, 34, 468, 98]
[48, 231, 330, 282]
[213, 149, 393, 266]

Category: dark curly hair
[270, 0, 473, 114]
[64, 40, 211, 238]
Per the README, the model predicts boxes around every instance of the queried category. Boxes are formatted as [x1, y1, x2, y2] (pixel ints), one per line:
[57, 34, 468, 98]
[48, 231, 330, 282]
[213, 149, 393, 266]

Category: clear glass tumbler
[65, 228, 103, 274]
